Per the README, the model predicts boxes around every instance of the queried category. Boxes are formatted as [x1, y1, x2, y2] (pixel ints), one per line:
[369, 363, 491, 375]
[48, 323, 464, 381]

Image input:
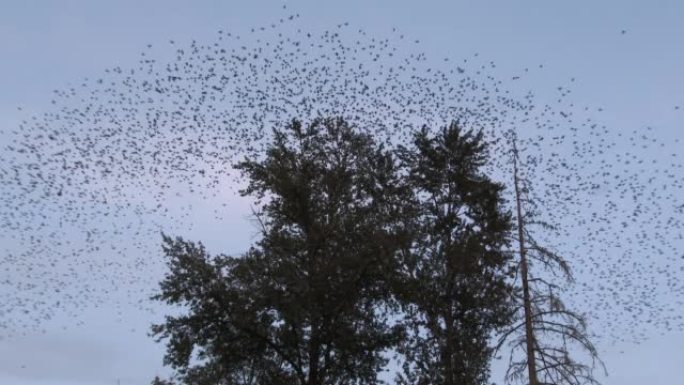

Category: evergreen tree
[395, 122, 515, 385]
[151, 118, 413, 385]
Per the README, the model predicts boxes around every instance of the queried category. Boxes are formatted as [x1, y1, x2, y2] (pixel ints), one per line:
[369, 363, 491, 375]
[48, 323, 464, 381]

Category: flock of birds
[0, 10, 682, 357]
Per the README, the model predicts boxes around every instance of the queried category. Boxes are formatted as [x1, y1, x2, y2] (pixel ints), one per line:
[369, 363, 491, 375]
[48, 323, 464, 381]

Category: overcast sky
[1, 1, 683, 384]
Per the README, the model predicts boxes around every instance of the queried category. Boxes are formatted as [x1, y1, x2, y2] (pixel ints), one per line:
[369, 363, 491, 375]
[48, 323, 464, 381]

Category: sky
[1, 1, 683, 384]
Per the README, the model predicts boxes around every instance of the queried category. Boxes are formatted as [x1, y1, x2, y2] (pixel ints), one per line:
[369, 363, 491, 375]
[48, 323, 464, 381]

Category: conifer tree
[151, 118, 413, 385]
[395, 122, 514, 385]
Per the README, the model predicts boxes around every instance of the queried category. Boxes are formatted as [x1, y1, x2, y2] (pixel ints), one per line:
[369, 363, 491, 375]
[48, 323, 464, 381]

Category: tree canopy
[395, 123, 514, 385]
[151, 118, 520, 385]
[152, 118, 414, 385]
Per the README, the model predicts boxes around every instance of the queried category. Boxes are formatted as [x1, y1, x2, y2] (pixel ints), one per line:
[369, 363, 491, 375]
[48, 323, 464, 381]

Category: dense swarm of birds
[1, 10, 682, 353]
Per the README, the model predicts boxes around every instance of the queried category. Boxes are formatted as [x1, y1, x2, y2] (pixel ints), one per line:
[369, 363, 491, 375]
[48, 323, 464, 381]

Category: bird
[0, 11, 681, 359]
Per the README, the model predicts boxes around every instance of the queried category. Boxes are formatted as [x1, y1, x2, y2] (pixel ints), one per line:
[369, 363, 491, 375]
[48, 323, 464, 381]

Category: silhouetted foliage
[394, 123, 515, 385]
[151, 119, 608, 385]
[151, 376, 175, 385]
[151, 118, 414, 385]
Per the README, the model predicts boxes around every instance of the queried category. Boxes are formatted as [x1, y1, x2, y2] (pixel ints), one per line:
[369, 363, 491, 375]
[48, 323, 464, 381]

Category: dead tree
[497, 132, 605, 385]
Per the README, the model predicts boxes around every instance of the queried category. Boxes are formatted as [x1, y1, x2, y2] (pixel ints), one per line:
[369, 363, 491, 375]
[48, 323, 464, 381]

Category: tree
[151, 376, 175, 385]
[151, 117, 414, 385]
[496, 133, 605, 385]
[394, 122, 515, 385]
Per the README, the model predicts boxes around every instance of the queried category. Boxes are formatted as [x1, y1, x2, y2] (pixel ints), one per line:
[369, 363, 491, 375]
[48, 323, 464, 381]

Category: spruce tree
[395, 122, 514, 385]
[151, 118, 413, 385]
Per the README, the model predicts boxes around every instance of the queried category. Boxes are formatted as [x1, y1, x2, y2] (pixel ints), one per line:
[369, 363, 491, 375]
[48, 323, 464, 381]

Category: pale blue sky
[1, 1, 682, 384]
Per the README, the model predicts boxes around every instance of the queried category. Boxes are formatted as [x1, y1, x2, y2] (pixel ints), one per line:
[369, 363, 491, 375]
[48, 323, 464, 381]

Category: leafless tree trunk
[499, 133, 605, 385]
[512, 139, 539, 385]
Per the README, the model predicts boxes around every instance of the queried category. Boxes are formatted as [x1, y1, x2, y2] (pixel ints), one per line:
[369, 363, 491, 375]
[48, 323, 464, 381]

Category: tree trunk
[444, 311, 455, 385]
[513, 142, 539, 385]
[308, 323, 321, 385]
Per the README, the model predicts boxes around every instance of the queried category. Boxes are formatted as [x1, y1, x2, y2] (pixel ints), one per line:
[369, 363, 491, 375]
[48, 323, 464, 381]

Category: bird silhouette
[0, 12, 681, 354]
